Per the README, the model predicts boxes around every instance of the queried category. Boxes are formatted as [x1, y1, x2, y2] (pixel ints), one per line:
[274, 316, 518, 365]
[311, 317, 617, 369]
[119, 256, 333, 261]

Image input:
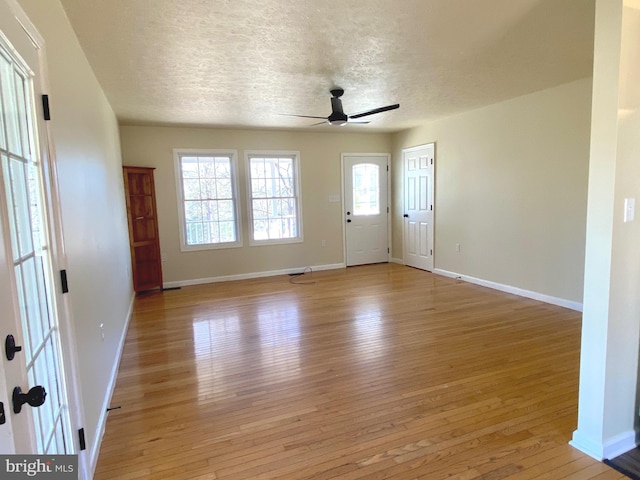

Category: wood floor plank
[94, 264, 626, 479]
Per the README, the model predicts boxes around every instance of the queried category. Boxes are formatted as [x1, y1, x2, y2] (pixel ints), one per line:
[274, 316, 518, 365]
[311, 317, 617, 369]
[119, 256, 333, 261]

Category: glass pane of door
[352, 163, 380, 216]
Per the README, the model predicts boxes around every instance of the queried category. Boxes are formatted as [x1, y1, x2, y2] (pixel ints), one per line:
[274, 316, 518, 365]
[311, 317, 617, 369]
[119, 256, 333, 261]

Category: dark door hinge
[60, 270, 69, 294]
[42, 95, 51, 121]
[78, 428, 86, 451]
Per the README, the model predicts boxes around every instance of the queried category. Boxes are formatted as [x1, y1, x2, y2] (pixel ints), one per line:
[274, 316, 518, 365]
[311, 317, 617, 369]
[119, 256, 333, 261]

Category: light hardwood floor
[94, 264, 625, 480]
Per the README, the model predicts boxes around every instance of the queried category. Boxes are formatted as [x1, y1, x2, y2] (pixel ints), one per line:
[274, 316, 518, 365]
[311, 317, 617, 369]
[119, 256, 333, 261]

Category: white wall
[571, 0, 640, 461]
[119, 125, 392, 284]
[392, 78, 593, 305]
[17, 0, 133, 471]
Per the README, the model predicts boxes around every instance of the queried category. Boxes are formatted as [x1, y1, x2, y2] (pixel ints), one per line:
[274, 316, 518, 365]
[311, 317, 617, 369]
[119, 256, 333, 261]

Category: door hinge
[387, 206, 389, 213]
[430, 249, 433, 256]
[78, 428, 86, 451]
[60, 269, 69, 294]
[42, 95, 51, 121]
[388, 247, 390, 254]
[430, 205, 433, 211]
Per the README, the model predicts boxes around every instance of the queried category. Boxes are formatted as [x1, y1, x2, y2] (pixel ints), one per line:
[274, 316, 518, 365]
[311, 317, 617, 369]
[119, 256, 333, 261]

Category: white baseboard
[603, 430, 637, 459]
[433, 268, 583, 312]
[570, 431, 605, 460]
[89, 291, 136, 478]
[390, 257, 404, 265]
[163, 263, 347, 289]
[570, 429, 636, 461]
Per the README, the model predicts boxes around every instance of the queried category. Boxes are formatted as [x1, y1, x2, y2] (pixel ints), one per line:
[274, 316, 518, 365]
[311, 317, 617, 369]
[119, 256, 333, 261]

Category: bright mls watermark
[0, 455, 77, 479]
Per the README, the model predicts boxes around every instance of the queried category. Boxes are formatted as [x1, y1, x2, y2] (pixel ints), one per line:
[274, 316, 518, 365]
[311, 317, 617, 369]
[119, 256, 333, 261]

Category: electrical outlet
[321, 240, 327, 248]
[456, 243, 461, 253]
[100, 323, 105, 342]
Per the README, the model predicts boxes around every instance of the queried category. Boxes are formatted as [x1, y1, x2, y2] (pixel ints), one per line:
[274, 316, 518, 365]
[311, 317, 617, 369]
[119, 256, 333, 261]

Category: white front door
[0, 0, 76, 457]
[343, 154, 389, 266]
[403, 144, 434, 271]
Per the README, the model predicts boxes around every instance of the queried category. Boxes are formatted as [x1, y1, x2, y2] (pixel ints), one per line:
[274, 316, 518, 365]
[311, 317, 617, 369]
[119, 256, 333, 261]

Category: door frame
[1, 0, 87, 474]
[341, 153, 391, 266]
[402, 143, 435, 270]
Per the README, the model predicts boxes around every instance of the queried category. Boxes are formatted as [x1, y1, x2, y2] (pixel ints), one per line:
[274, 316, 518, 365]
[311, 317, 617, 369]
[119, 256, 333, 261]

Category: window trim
[245, 150, 303, 246]
[173, 148, 242, 252]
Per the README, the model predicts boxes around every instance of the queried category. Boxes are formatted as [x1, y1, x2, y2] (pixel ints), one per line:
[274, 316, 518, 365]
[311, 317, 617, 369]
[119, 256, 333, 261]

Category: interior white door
[0, 0, 75, 455]
[403, 144, 434, 271]
[343, 154, 389, 266]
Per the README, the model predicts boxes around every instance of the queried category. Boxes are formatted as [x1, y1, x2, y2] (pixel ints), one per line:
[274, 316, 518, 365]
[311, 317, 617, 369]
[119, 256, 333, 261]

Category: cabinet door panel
[132, 218, 156, 243]
[127, 172, 152, 196]
[131, 196, 153, 218]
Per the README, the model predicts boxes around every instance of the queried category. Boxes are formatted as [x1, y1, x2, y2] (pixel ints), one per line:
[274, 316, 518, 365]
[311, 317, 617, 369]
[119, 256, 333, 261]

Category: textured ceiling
[59, 0, 595, 132]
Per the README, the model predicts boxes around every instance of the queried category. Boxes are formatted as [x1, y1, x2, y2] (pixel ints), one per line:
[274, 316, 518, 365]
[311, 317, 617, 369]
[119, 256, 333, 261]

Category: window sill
[179, 241, 243, 252]
[248, 237, 304, 247]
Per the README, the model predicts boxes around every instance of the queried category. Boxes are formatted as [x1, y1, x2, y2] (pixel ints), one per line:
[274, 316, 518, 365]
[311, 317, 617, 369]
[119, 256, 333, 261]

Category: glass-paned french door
[0, 31, 72, 454]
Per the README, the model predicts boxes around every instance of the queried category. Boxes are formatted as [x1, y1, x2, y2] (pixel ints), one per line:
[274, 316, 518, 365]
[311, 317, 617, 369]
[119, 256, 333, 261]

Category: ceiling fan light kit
[286, 87, 399, 127]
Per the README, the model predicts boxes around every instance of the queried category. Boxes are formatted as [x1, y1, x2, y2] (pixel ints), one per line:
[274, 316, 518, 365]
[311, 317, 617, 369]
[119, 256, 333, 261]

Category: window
[352, 163, 380, 216]
[246, 151, 302, 244]
[174, 150, 241, 251]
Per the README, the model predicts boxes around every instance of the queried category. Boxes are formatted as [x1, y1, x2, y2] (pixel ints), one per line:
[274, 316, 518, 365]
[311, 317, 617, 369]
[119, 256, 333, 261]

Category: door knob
[403, 214, 409, 218]
[347, 219, 352, 223]
[5, 335, 22, 361]
[13, 386, 47, 414]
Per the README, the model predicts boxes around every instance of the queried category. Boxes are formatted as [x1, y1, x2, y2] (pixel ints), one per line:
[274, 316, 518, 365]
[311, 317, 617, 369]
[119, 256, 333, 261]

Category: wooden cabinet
[123, 166, 163, 292]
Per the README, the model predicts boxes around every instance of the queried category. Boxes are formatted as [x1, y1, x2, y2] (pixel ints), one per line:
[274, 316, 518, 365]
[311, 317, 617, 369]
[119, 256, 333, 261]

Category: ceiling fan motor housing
[328, 112, 348, 125]
[329, 96, 348, 125]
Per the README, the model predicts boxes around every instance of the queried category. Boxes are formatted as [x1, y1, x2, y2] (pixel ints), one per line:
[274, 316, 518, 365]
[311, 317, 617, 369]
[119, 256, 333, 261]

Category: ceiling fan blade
[310, 120, 328, 126]
[346, 120, 371, 124]
[279, 114, 328, 119]
[349, 103, 400, 119]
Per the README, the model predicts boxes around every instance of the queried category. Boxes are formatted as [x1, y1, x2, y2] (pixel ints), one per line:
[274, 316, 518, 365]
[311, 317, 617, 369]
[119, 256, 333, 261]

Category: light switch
[624, 198, 635, 223]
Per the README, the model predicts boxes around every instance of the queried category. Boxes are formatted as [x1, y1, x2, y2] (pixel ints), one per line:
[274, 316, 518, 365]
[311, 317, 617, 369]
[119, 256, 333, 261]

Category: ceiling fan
[285, 88, 399, 126]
